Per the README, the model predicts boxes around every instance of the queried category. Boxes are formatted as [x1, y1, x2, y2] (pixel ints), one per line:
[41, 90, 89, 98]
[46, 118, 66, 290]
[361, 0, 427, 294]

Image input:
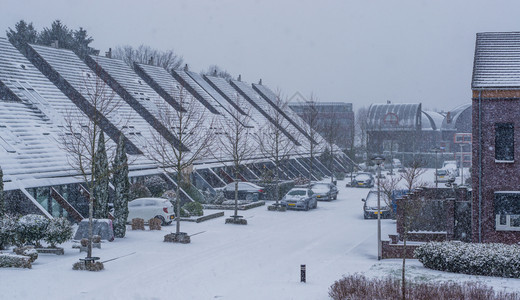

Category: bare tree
[295, 94, 325, 186]
[355, 106, 369, 163]
[147, 86, 215, 238]
[215, 95, 255, 224]
[112, 45, 184, 71]
[200, 65, 233, 80]
[397, 159, 427, 300]
[379, 175, 401, 217]
[61, 72, 122, 259]
[256, 91, 299, 206]
[321, 109, 345, 184]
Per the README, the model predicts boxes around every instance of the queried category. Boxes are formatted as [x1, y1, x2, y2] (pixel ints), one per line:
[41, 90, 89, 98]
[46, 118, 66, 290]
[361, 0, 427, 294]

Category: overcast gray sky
[3, 0, 520, 111]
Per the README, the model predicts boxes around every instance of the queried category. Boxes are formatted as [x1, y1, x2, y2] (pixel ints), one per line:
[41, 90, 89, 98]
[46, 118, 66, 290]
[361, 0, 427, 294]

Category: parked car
[362, 190, 391, 219]
[435, 169, 455, 183]
[350, 173, 375, 188]
[127, 197, 175, 225]
[443, 162, 459, 177]
[221, 182, 265, 201]
[311, 182, 338, 201]
[281, 188, 318, 210]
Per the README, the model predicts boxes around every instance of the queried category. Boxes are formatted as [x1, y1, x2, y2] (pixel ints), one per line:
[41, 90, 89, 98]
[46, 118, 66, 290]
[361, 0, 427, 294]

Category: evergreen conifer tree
[112, 135, 130, 238]
[6, 20, 37, 51]
[93, 132, 109, 219]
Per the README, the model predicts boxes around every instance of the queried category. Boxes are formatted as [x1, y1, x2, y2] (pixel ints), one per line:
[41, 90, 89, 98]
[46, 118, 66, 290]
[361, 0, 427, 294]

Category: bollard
[301, 264, 306, 283]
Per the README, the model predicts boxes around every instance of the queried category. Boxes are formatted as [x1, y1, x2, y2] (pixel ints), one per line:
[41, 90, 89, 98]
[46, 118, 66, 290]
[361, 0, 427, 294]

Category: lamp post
[460, 144, 464, 186]
[432, 148, 440, 188]
[372, 155, 385, 261]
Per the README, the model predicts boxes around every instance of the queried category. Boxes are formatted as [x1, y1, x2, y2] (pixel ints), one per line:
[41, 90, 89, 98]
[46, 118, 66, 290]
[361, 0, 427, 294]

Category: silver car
[281, 188, 318, 211]
[311, 182, 338, 201]
[127, 198, 175, 225]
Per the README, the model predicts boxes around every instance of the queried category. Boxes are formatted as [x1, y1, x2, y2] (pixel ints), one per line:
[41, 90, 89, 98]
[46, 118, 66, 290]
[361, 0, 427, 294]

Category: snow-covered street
[1, 180, 393, 299]
[2, 177, 520, 299]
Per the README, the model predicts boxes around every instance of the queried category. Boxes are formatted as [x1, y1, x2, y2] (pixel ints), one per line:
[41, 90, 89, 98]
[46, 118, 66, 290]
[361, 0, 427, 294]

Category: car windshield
[355, 174, 371, 180]
[436, 170, 448, 175]
[366, 191, 381, 206]
[287, 190, 307, 196]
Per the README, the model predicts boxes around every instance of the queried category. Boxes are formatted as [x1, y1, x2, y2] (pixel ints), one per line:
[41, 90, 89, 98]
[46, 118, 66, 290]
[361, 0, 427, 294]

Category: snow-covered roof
[472, 32, 520, 89]
[229, 79, 302, 146]
[421, 111, 444, 131]
[440, 103, 471, 131]
[252, 83, 320, 144]
[27, 43, 175, 161]
[366, 103, 421, 131]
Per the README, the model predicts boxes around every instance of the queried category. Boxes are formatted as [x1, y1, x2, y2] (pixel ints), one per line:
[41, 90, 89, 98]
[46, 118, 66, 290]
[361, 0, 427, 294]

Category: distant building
[472, 31, 520, 244]
[289, 101, 355, 151]
[365, 102, 471, 168]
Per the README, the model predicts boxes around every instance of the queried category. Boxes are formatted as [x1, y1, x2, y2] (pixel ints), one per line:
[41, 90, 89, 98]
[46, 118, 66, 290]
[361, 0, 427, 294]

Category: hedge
[0, 253, 31, 268]
[415, 241, 520, 278]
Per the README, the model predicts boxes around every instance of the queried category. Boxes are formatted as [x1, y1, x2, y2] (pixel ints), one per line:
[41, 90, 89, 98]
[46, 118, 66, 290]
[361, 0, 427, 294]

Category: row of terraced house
[0, 37, 354, 221]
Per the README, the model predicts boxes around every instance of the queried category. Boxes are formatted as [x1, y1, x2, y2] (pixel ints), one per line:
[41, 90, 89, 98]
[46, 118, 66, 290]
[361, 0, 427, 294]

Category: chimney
[259, 79, 262, 85]
[213, 69, 217, 76]
[184, 64, 189, 71]
[105, 48, 112, 58]
[237, 74, 241, 81]
[148, 56, 154, 65]
[51, 40, 59, 48]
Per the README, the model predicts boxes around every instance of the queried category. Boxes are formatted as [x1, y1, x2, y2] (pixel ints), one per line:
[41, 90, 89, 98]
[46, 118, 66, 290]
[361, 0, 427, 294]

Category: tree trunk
[176, 171, 181, 235]
[234, 168, 239, 217]
[87, 196, 93, 258]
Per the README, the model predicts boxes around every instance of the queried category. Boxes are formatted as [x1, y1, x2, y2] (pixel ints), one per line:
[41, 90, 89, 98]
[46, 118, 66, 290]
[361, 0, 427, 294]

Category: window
[495, 192, 520, 231]
[495, 123, 514, 161]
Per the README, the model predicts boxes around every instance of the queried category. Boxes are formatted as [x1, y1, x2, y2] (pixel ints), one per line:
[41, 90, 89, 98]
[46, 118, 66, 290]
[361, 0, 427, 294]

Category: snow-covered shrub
[0, 215, 17, 250]
[43, 217, 73, 247]
[328, 273, 520, 300]
[148, 218, 161, 230]
[16, 214, 49, 247]
[129, 182, 151, 200]
[0, 253, 31, 269]
[131, 218, 144, 230]
[415, 241, 520, 278]
[183, 202, 203, 217]
[13, 245, 38, 263]
[144, 176, 168, 197]
[334, 172, 346, 181]
[72, 261, 104, 271]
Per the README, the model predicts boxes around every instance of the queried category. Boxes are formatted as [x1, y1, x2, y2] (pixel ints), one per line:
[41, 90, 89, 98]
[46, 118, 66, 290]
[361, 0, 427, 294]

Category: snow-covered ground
[2, 174, 520, 299]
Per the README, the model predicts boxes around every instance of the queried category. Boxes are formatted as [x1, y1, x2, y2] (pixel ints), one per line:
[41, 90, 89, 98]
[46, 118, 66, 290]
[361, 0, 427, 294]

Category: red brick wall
[472, 94, 520, 244]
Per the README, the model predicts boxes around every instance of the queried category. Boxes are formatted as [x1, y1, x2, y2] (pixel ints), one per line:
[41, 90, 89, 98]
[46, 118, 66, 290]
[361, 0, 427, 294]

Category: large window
[495, 192, 520, 231]
[495, 123, 514, 161]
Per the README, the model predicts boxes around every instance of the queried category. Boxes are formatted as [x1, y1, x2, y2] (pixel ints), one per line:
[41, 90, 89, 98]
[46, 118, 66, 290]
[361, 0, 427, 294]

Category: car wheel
[155, 215, 167, 226]
[364, 212, 369, 219]
[304, 203, 309, 211]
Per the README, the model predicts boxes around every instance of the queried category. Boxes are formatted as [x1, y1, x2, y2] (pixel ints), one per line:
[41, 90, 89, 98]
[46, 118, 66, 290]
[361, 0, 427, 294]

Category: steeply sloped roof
[252, 83, 319, 144]
[0, 98, 77, 186]
[28, 43, 173, 160]
[472, 32, 520, 89]
[229, 79, 301, 146]
[367, 103, 421, 131]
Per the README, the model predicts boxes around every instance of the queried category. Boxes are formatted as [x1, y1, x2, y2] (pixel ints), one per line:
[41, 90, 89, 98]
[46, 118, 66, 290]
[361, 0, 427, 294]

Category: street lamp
[460, 144, 464, 186]
[371, 155, 385, 261]
[432, 147, 440, 188]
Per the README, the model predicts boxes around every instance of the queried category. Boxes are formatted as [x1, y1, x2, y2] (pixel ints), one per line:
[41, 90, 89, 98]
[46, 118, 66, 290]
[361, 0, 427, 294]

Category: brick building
[472, 32, 520, 243]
